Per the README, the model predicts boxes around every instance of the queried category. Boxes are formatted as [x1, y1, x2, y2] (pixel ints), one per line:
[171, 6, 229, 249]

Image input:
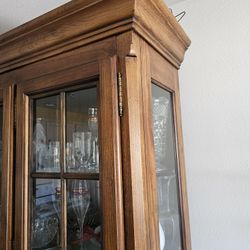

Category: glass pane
[32, 95, 60, 172]
[0, 106, 3, 228]
[67, 180, 101, 249]
[66, 88, 99, 173]
[31, 179, 61, 249]
[151, 84, 182, 250]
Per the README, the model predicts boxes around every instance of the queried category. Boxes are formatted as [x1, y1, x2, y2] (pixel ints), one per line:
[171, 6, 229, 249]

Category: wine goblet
[70, 180, 90, 248]
[48, 141, 60, 172]
[73, 132, 92, 172]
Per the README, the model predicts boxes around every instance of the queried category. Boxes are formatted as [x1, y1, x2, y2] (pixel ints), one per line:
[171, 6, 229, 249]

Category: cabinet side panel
[149, 46, 192, 250]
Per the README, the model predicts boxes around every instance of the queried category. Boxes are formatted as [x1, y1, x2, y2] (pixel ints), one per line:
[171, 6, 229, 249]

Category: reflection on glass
[67, 180, 101, 249]
[32, 96, 60, 172]
[31, 179, 61, 249]
[151, 84, 182, 250]
[66, 88, 99, 173]
[0, 106, 2, 228]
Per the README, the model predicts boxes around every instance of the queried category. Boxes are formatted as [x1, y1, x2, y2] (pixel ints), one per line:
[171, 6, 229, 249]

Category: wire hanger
[169, 8, 186, 22]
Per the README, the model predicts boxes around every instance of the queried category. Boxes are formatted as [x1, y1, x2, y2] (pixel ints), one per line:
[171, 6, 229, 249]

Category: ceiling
[0, 0, 185, 35]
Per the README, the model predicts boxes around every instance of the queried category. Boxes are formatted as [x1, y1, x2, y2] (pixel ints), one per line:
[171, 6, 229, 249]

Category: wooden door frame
[0, 84, 15, 250]
[14, 46, 124, 249]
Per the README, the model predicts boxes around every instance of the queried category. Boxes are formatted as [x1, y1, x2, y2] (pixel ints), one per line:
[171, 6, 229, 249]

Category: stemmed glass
[52, 180, 61, 218]
[158, 173, 176, 215]
[66, 142, 75, 171]
[70, 180, 90, 248]
[72, 132, 92, 172]
[48, 141, 60, 172]
[88, 108, 99, 173]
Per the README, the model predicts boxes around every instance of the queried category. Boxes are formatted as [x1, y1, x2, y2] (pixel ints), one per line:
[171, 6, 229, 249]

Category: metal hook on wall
[169, 8, 186, 22]
[175, 11, 186, 22]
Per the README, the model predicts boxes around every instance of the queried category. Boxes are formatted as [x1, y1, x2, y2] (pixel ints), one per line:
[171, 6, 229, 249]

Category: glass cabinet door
[151, 84, 182, 250]
[30, 82, 101, 249]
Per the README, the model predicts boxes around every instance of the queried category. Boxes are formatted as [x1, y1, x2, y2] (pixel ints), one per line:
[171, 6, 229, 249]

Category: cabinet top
[0, 0, 190, 72]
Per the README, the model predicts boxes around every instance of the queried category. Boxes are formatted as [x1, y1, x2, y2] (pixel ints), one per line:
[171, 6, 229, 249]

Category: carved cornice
[0, 0, 190, 73]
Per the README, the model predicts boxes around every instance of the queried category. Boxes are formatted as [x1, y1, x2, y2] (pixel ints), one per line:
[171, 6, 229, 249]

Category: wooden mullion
[29, 79, 98, 100]
[31, 172, 61, 179]
[63, 172, 99, 180]
[27, 96, 34, 250]
[31, 172, 100, 180]
[60, 92, 67, 249]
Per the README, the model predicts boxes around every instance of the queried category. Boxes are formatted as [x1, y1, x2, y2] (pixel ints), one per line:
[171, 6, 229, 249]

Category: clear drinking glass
[88, 108, 98, 137]
[66, 142, 76, 171]
[88, 108, 99, 173]
[71, 180, 90, 238]
[48, 141, 60, 172]
[72, 132, 92, 172]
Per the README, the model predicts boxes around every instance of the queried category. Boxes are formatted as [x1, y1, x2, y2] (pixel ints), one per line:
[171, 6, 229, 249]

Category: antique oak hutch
[0, 0, 191, 249]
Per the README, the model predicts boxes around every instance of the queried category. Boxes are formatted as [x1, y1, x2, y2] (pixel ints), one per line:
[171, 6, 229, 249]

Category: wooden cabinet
[0, 0, 191, 249]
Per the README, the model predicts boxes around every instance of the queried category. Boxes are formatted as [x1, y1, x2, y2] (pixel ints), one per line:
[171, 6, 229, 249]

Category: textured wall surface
[167, 0, 250, 249]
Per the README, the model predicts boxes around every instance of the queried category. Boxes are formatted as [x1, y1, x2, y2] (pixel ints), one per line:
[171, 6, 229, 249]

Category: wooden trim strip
[0, 85, 14, 250]
[0, 0, 190, 72]
[99, 56, 125, 250]
[173, 75, 192, 250]
[0, 0, 103, 44]
[59, 92, 67, 250]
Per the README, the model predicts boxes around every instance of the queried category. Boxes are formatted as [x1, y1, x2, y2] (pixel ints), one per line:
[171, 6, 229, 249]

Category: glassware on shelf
[52, 180, 61, 219]
[160, 214, 181, 250]
[70, 180, 90, 248]
[88, 107, 99, 173]
[67, 180, 102, 249]
[88, 108, 98, 137]
[152, 84, 183, 250]
[72, 132, 92, 172]
[66, 142, 76, 171]
[32, 216, 59, 249]
[31, 179, 60, 249]
[157, 174, 176, 215]
[48, 141, 60, 172]
[88, 138, 99, 173]
[159, 222, 166, 250]
[152, 97, 169, 173]
[33, 118, 48, 172]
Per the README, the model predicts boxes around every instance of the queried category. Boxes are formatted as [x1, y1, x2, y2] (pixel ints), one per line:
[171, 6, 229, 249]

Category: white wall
[0, 0, 70, 34]
[166, 0, 250, 249]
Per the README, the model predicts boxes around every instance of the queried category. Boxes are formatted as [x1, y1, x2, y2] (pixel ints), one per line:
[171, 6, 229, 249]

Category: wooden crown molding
[0, 0, 190, 73]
